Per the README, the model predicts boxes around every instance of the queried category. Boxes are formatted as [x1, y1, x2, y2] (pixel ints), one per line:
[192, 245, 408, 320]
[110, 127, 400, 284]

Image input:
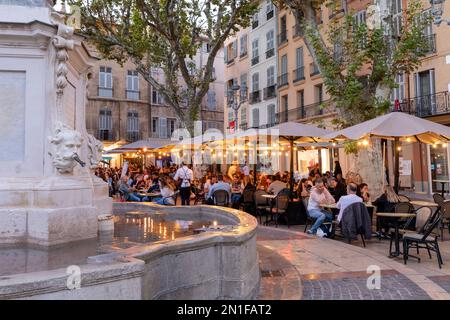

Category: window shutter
[224, 46, 228, 63]
[252, 108, 259, 128]
[159, 117, 167, 138]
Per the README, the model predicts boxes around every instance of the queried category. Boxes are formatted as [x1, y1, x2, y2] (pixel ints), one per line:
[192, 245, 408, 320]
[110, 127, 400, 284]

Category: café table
[409, 200, 439, 208]
[375, 212, 416, 258]
[261, 194, 277, 199]
[433, 180, 450, 196]
[138, 192, 161, 199]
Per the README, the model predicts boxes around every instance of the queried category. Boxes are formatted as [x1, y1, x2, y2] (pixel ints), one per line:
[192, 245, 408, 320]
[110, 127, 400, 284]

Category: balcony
[126, 90, 140, 100]
[293, 67, 305, 82]
[263, 85, 277, 100]
[278, 30, 288, 46]
[277, 73, 288, 88]
[310, 62, 320, 76]
[292, 24, 303, 38]
[126, 131, 141, 142]
[394, 92, 450, 118]
[266, 48, 275, 59]
[267, 10, 274, 20]
[275, 99, 334, 123]
[251, 56, 259, 66]
[252, 20, 259, 29]
[98, 86, 113, 98]
[240, 122, 248, 130]
[249, 90, 261, 104]
[423, 34, 437, 55]
[240, 50, 247, 58]
[226, 57, 235, 65]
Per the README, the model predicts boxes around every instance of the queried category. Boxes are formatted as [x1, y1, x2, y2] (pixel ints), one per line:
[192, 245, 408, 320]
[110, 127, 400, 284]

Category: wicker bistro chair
[240, 189, 255, 214]
[254, 190, 270, 224]
[397, 195, 411, 203]
[389, 206, 433, 255]
[265, 192, 290, 228]
[402, 210, 444, 268]
[191, 185, 205, 205]
[433, 193, 445, 208]
[212, 189, 230, 207]
[439, 200, 450, 241]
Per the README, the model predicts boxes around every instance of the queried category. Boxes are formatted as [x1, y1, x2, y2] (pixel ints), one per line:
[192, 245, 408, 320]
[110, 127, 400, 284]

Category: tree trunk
[353, 139, 385, 200]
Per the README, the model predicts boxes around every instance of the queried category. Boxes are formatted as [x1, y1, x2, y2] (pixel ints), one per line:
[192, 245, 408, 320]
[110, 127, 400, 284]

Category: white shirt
[307, 187, 335, 211]
[336, 194, 363, 222]
[242, 165, 250, 176]
[174, 166, 193, 188]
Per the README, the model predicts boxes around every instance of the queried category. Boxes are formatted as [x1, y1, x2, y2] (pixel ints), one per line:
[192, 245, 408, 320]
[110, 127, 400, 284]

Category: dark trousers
[180, 187, 191, 205]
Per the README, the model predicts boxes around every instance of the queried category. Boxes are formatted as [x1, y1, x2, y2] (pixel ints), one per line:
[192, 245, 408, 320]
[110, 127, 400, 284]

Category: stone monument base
[0, 176, 99, 247]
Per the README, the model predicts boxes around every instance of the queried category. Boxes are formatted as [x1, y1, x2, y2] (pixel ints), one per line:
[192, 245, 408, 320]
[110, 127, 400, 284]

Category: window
[420, 9, 436, 54]
[392, 73, 405, 103]
[279, 16, 287, 45]
[159, 117, 168, 139]
[315, 84, 324, 103]
[167, 118, 176, 138]
[206, 90, 217, 110]
[297, 90, 305, 118]
[232, 39, 238, 59]
[126, 70, 139, 100]
[279, 55, 288, 86]
[240, 73, 248, 100]
[252, 72, 259, 92]
[266, 30, 275, 58]
[267, 66, 275, 87]
[353, 10, 366, 29]
[152, 89, 165, 105]
[241, 106, 247, 126]
[127, 111, 139, 141]
[252, 108, 260, 128]
[267, 104, 276, 126]
[98, 108, 112, 140]
[281, 95, 288, 122]
[252, 39, 259, 65]
[228, 110, 234, 132]
[240, 34, 248, 57]
[266, 0, 274, 20]
[252, 12, 259, 29]
[392, 0, 402, 37]
[294, 47, 305, 81]
[99, 66, 112, 97]
[204, 42, 211, 53]
[152, 117, 159, 137]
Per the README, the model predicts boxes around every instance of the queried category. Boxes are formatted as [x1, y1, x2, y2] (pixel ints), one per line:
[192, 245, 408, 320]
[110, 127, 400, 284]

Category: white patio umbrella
[322, 112, 450, 192]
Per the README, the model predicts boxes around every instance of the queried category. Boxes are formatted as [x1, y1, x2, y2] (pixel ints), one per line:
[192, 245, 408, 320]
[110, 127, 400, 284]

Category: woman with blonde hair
[373, 185, 401, 238]
[152, 175, 176, 205]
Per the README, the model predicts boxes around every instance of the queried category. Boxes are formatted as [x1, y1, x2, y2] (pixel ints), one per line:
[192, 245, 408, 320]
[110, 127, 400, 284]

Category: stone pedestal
[0, 1, 111, 246]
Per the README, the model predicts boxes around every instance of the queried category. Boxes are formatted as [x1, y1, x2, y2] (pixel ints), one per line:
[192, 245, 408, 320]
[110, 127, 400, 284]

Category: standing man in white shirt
[174, 162, 193, 206]
[336, 183, 363, 222]
[242, 161, 250, 176]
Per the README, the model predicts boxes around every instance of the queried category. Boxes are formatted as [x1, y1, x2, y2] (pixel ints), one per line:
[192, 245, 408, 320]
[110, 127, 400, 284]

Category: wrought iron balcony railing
[263, 85, 277, 100]
[249, 90, 261, 104]
[293, 67, 305, 82]
[394, 92, 450, 118]
[278, 30, 288, 46]
[277, 73, 288, 88]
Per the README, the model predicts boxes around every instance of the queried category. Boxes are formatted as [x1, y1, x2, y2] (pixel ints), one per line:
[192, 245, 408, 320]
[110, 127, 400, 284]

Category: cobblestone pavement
[256, 226, 450, 300]
[301, 271, 430, 300]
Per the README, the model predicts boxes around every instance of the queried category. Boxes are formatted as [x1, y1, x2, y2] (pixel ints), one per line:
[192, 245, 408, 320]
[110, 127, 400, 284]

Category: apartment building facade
[86, 42, 225, 154]
[224, 0, 278, 133]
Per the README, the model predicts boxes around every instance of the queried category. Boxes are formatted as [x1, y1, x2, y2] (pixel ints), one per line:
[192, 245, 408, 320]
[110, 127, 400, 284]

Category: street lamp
[430, 0, 450, 25]
[227, 84, 247, 132]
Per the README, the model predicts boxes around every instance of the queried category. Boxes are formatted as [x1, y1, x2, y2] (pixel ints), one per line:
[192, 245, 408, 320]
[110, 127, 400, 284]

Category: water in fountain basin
[0, 210, 213, 276]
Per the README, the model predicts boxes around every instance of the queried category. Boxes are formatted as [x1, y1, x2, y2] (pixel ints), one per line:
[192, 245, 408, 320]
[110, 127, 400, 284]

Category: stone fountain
[0, 0, 111, 247]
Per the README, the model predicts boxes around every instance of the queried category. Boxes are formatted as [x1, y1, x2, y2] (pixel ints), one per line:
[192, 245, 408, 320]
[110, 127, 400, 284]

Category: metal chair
[192, 186, 205, 205]
[402, 210, 444, 268]
[240, 189, 255, 214]
[439, 200, 450, 241]
[390, 206, 433, 255]
[394, 202, 414, 213]
[212, 189, 229, 207]
[265, 192, 290, 228]
[254, 190, 269, 224]
[397, 195, 411, 203]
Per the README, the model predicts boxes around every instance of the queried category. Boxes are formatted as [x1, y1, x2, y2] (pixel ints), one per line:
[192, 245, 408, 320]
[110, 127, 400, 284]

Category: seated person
[329, 177, 347, 202]
[267, 175, 287, 195]
[357, 183, 371, 203]
[336, 183, 363, 223]
[119, 175, 144, 202]
[230, 175, 243, 208]
[147, 173, 160, 193]
[306, 178, 335, 236]
[373, 185, 400, 213]
[152, 176, 176, 205]
[206, 175, 231, 204]
[297, 178, 312, 198]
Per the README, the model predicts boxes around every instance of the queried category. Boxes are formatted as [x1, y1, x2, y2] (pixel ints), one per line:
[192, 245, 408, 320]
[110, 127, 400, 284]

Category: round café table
[409, 200, 439, 208]
[375, 212, 416, 258]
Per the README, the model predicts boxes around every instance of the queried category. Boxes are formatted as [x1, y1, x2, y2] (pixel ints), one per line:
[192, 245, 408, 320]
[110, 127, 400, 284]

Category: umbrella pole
[290, 139, 294, 194]
[394, 137, 400, 194]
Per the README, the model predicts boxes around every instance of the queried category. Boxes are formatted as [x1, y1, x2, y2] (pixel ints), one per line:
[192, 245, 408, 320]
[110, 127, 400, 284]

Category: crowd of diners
[94, 160, 405, 237]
